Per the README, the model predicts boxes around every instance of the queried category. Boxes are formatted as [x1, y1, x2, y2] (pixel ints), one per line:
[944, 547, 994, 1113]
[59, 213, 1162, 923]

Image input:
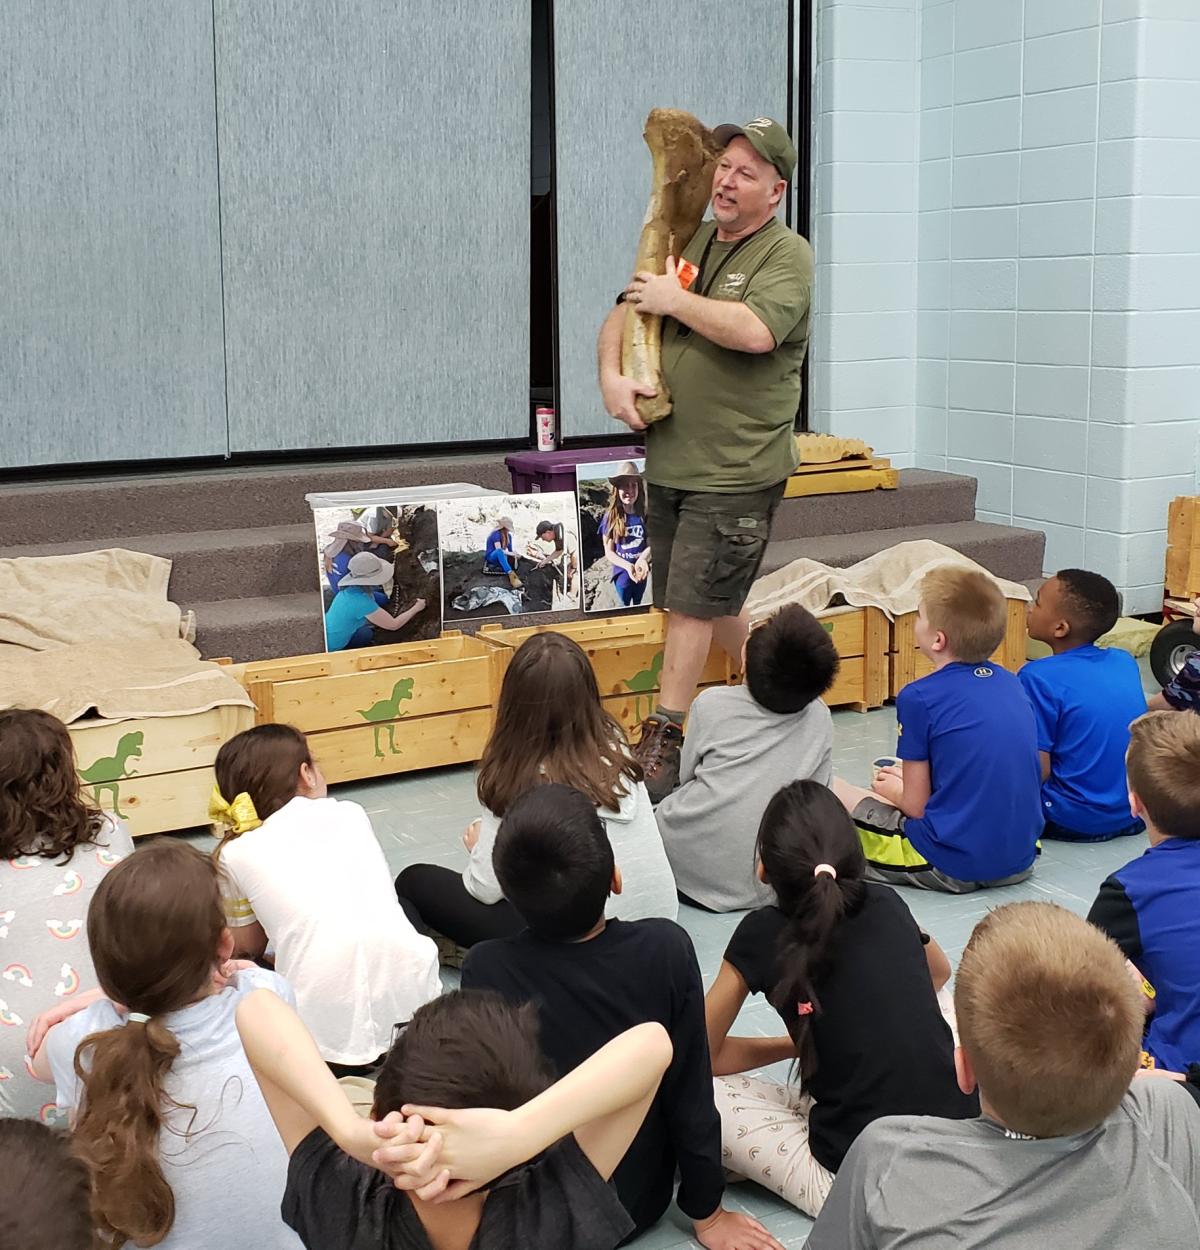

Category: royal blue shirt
[324, 586, 386, 650]
[1089, 837, 1200, 1071]
[1018, 645, 1147, 836]
[485, 528, 513, 555]
[896, 662, 1042, 882]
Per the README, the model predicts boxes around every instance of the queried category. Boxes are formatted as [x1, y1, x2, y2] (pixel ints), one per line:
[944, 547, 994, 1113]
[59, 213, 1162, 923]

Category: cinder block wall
[812, 0, 1200, 611]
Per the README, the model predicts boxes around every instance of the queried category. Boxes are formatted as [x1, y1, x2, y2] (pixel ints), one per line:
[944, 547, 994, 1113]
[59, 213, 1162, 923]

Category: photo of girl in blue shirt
[598, 462, 651, 608]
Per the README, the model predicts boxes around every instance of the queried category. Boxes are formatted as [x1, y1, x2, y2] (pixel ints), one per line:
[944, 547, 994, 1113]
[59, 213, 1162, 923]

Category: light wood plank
[70, 705, 255, 781]
[307, 708, 494, 784]
[783, 467, 898, 498]
[92, 765, 218, 838]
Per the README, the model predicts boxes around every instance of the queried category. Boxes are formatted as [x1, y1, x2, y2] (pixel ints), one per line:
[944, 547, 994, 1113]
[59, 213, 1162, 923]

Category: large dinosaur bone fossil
[621, 108, 722, 425]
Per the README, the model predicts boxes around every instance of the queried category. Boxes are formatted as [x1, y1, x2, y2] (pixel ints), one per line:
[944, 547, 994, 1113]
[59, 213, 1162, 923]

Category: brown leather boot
[633, 716, 684, 804]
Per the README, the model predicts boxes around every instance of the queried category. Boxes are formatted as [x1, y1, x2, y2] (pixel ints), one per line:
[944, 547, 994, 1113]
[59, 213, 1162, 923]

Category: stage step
[761, 519, 1047, 585]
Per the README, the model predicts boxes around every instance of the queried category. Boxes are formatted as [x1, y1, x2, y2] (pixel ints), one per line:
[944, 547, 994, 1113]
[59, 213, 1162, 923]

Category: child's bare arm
[236, 988, 380, 1164]
[602, 534, 634, 573]
[386, 1023, 672, 1201]
[1038, 750, 1052, 782]
[872, 759, 931, 819]
[703, 961, 792, 1076]
[923, 935, 952, 992]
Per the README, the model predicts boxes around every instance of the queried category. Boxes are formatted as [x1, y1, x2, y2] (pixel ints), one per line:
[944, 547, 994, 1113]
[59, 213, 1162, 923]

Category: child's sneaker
[634, 716, 684, 804]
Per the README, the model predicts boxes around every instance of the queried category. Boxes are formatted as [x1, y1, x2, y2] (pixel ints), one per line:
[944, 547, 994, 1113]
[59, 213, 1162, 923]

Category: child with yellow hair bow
[211, 724, 440, 1075]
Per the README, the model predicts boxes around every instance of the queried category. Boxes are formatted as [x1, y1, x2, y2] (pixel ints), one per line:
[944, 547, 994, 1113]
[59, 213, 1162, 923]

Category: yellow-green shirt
[647, 216, 813, 493]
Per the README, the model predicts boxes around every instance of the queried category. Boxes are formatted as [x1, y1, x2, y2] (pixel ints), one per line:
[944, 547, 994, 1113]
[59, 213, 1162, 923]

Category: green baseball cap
[712, 117, 797, 182]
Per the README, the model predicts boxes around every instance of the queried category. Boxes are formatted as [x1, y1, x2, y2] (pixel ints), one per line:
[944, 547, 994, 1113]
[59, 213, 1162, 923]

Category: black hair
[492, 783, 614, 941]
[372, 990, 552, 1119]
[535, 521, 555, 537]
[744, 605, 840, 714]
[0, 1119, 94, 1250]
[755, 780, 867, 1079]
[1055, 569, 1121, 643]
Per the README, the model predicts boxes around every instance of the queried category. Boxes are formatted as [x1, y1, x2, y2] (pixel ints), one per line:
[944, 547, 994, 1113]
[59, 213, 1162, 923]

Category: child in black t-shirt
[705, 779, 976, 1217]
[462, 784, 784, 1250]
[235, 985, 672, 1250]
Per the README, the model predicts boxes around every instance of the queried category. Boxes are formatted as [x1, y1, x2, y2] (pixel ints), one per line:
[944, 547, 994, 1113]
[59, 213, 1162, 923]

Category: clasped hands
[368, 1106, 510, 1203]
[625, 255, 685, 318]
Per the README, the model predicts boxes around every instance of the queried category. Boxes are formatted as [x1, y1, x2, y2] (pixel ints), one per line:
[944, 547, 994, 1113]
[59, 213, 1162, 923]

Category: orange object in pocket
[676, 258, 699, 291]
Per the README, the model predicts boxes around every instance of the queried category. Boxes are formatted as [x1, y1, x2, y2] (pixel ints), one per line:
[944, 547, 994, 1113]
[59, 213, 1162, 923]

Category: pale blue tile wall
[811, 0, 919, 465]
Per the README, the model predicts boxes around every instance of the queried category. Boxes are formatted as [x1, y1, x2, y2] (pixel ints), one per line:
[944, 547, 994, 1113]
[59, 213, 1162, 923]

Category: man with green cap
[595, 116, 813, 803]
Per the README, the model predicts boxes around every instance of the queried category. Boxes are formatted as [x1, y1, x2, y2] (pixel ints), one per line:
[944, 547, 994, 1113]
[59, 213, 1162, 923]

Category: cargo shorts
[646, 480, 786, 620]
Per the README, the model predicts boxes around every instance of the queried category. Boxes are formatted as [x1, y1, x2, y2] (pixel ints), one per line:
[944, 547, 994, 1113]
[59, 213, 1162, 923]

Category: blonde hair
[919, 566, 1006, 663]
[1127, 711, 1200, 840]
[954, 901, 1142, 1137]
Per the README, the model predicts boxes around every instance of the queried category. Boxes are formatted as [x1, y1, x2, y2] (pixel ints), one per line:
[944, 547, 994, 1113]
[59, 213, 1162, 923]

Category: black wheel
[1149, 619, 1198, 687]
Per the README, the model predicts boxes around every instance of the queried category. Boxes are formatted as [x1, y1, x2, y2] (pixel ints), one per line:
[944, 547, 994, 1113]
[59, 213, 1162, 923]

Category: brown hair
[919, 566, 1006, 663]
[602, 476, 646, 546]
[0, 1119, 94, 1250]
[212, 723, 312, 852]
[372, 989, 551, 1119]
[476, 632, 642, 817]
[72, 840, 227, 1247]
[954, 901, 1142, 1137]
[1127, 711, 1200, 840]
[0, 708, 109, 862]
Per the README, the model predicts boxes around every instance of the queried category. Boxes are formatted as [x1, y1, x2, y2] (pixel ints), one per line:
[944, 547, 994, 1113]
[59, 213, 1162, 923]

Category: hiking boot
[633, 716, 684, 804]
[432, 932, 469, 970]
[507, 570, 523, 589]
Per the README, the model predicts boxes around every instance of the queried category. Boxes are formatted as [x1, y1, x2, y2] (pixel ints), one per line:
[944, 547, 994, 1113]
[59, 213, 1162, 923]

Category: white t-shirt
[46, 968, 302, 1250]
[219, 796, 441, 1063]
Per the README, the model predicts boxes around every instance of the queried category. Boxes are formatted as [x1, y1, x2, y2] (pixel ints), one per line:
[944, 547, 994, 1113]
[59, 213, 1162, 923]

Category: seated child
[806, 900, 1200, 1248]
[323, 552, 425, 651]
[655, 604, 838, 911]
[1020, 568, 1147, 840]
[462, 784, 781, 1250]
[0, 707, 134, 1119]
[834, 566, 1042, 893]
[31, 840, 302, 1249]
[1089, 711, 1200, 1072]
[235, 984, 672, 1250]
[1149, 596, 1200, 714]
[213, 724, 441, 1071]
[483, 516, 522, 588]
[0, 1119, 92, 1249]
[706, 780, 975, 1217]
[396, 632, 677, 953]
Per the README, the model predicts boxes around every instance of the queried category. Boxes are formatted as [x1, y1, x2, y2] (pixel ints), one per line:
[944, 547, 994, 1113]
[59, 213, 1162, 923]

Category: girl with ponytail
[702, 780, 975, 1217]
[30, 840, 303, 1249]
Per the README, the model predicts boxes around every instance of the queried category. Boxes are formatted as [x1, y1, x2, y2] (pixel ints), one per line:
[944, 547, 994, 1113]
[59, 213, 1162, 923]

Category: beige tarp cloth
[746, 539, 1034, 624]
[0, 550, 252, 724]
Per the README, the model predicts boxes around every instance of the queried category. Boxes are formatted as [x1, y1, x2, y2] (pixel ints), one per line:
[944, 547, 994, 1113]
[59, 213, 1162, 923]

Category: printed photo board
[576, 457, 652, 612]
[438, 493, 581, 623]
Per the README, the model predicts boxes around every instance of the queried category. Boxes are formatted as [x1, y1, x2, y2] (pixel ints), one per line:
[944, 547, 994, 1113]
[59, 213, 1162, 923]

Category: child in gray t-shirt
[807, 900, 1200, 1249]
[655, 605, 838, 911]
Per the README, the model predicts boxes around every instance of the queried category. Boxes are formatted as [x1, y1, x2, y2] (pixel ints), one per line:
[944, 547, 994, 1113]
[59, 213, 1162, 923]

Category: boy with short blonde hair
[833, 566, 1042, 893]
[1089, 712, 1200, 1072]
[807, 902, 1200, 1247]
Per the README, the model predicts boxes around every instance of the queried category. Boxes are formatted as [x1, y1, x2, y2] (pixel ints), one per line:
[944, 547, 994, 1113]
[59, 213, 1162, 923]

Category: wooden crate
[69, 703, 255, 837]
[888, 599, 1028, 699]
[812, 605, 889, 712]
[480, 611, 730, 732]
[231, 633, 503, 784]
[1166, 496, 1200, 599]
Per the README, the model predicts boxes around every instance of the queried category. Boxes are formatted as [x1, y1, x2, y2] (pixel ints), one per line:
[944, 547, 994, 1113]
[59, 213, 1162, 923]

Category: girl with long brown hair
[0, 707, 133, 1119]
[211, 723, 440, 1073]
[599, 462, 651, 608]
[30, 839, 302, 1249]
[395, 632, 677, 954]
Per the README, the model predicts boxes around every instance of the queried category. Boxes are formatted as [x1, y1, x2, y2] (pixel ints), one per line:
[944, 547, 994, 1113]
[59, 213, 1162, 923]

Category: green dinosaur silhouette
[623, 651, 664, 723]
[78, 731, 144, 818]
[357, 678, 414, 759]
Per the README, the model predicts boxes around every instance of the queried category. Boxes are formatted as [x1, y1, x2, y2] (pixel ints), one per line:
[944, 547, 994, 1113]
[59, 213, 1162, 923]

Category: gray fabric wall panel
[215, 1, 530, 453]
[554, 1, 790, 438]
[0, 2, 227, 467]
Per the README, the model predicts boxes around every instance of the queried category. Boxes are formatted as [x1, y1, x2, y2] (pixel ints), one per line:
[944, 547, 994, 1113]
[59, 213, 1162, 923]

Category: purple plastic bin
[505, 445, 645, 495]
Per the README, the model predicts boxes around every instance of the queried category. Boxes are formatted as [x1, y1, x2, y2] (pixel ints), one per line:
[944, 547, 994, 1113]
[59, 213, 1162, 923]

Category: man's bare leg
[657, 611, 716, 715]
[711, 609, 751, 667]
[831, 776, 878, 814]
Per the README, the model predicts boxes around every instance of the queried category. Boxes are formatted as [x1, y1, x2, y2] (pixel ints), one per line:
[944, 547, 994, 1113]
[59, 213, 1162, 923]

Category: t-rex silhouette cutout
[624, 651, 664, 723]
[357, 679, 414, 759]
[78, 731, 144, 818]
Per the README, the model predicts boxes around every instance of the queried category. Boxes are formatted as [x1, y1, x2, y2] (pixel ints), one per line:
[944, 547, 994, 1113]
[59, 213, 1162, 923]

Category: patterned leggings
[711, 1075, 837, 1217]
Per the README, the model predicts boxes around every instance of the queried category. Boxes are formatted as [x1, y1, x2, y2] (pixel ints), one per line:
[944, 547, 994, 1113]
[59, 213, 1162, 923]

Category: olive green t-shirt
[646, 216, 813, 493]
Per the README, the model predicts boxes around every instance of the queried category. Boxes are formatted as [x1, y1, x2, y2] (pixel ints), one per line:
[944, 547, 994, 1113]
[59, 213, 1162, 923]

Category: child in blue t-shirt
[1088, 712, 1200, 1073]
[1021, 569, 1147, 840]
[599, 463, 650, 607]
[832, 567, 1042, 893]
[323, 552, 425, 651]
[483, 516, 522, 589]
